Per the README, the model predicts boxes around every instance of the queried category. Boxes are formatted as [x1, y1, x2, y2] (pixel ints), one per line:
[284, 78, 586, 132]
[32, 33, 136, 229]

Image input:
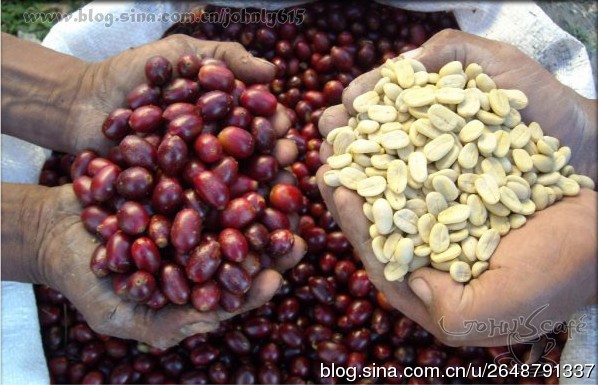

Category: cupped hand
[67, 34, 296, 164]
[37, 184, 306, 349]
[316, 29, 597, 346]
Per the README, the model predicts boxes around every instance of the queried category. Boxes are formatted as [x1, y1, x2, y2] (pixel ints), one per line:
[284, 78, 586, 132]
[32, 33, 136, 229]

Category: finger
[196, 39, 276, 84]
[216, 269, 283, 320]
[332, 187, 435, 332]
[271, 104, 292, 138]
[271, 234, 307, 272]
[342, 70, 382, 115]
[319, 142, 333, 164]
[318, 104, 350, 137]
[315, 165, 341, 226]
[272, 138, 298, 167]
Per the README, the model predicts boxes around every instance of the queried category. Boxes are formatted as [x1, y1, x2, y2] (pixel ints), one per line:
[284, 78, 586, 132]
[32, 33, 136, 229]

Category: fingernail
[256, 57, 274, 67]
[409, 278, 432, 307]
[399, 47, 423, 60]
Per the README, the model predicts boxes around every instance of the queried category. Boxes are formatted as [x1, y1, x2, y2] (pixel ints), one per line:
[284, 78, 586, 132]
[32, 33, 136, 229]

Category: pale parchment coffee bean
[499, 186, 522, 213]
[509, 213, 527, 229]
[387, 159, 408, 194]
[432, 175, 460, 202]
[449, 228, 469, 243]
[458, 143, 479, 169]
[339, 167, 366, 190]
[333, 130, 356, 154]
[417, 213, 436, 243]
[429, 222, 450, 254]
[510, 124, 531, 149]
[436, 74, 467, 89]
[426, 191, 448, 216]
[468, 224, 489, 238]
[484, 201, 510, 217]
[383, 232, 402, 258]
[569, 174, 595, 189]
[384, 262, 409, 282]
[394, 59, 415, 89]
[475, 228, 500, 261]
[393, 208, 418, 234]
[373, 198, 393, 235]
[467, 194, 488, 226]
[323, 170, 341, 187]
[380, 130, 410, 150]
[503, 89, 529, 110]
[490, 214, 511, 235]
[414, 245, 431, 257]
[368, 105, 398, 123]
[457, 173, 478, 194]
[405, 198, 427, 217]
[477, 132, 498, 155]
[449, 261, 472, 282]
[372, 235, 389, 263]
[414, 118, 444, 139]
[408, 152, 428, 183]
[493, 131, 511, 158]
[327, 153, 353, 169]
[457, 88, 481, 118]
[392, 237, 415, 265]
[536, 172, 561, 186]
[531, 154, 554, 173]
[488, 89, 510, 117]
[556, 176, 580, 196]
[402, 87, 436, 107]
[476, 110, 505, 126]
[357, 175, 387, 197]
[423, 133, 455, 162]
[363, 202, 374, 222]
[438, 204, 471, 224]
[353, 91, 380, 113]
[431, 243, 462, 263]
[435, 88, 465, 104]
[431, 259, 458, 272]
[461, 236, 478, 262]
[475, 73, 496, 92]
[439, 61, 464, 77]
[326, 125, 352, 143]
[512, 149, 534, 173]
[349, 139, 382, 154]
[465, 63, 483, 80]
[429, 104, 465, 132]
[357, 120, 380, 134]
[371, 154, 394, 170]
[471, 261, 489, 278]
[475, 174, 501, 204]
[384, 188, 406, 210]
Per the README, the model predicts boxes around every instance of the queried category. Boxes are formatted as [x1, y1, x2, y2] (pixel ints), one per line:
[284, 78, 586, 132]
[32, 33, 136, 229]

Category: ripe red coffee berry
[148, 214, 171, 248]
[218, 126, 255, 159]
[119, 135, 157, 170]
[131, 237, 161, 274]
[269, 184, 303, 213]
[168, 114, 203, 142]
[145, 55, 173, 85]
[115, 166, 153, 200]
[217, 262, 251, 295]
[106, 231, 132, 273]
[117, 201, 150, 235]
[194, 134, 223, 163]
[127, 271, 157, 303]
[240, 89, 277, 116]
[129, 105, 163, 133]
[197, 90, 233, 121]
[186, 240, 221, 283]
[157, 134, 188, 175]
[198, 64, 235, 92]
[91, 164, 121, 202]
[177, 54, 201, 78]
[161, 263, 190, 305]
[193, 171, 230, 210]
[170, 209, 202, 253]
[268, 229, 294, 256]
[102, 109, 132, 140]
[219, 198, 257, 229]
[191, 281, 221, 312]
[218, 228, 249, 263]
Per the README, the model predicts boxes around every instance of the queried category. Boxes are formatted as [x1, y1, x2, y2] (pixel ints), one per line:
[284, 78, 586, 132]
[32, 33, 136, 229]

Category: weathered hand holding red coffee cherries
[76, 54, 302, 313]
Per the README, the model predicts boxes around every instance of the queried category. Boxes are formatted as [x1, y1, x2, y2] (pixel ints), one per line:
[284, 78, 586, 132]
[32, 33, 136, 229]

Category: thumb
[200, 40, 276, 84]
[408, 266, 466, 317]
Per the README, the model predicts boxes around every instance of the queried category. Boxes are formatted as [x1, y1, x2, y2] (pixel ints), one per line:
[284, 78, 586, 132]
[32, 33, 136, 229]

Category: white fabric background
[1, 1, 595, 384]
